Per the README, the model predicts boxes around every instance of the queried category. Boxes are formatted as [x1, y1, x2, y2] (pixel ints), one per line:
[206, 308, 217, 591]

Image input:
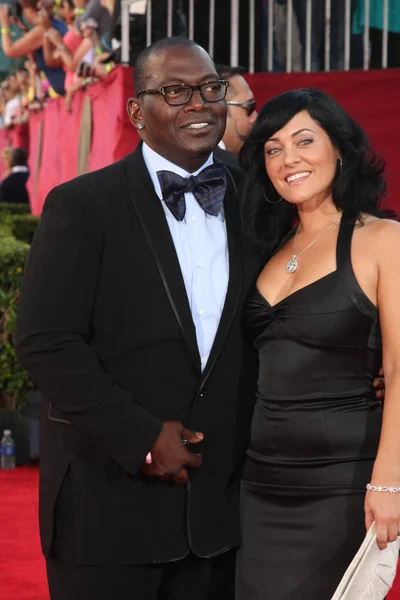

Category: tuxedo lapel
[200, 166, 243, 385]
[121, 148, 201, 375]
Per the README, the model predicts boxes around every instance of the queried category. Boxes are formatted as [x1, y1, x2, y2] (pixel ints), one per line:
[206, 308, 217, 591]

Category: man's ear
[127, 97, 144, 131]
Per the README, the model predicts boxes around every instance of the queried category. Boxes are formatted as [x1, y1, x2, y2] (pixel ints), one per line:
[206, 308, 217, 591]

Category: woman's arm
[365, 219, 400, 549]
[0, 6, 44, 57]
[57, 37, 92, 73]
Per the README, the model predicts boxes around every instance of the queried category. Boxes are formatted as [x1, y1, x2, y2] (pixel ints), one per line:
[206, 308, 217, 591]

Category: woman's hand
[0, 4, 10, 26]
[46, 27, 62, 45]
[365, 488, 400, 549]
[10, 16, 28, 32]
[24, 59, 37, 73]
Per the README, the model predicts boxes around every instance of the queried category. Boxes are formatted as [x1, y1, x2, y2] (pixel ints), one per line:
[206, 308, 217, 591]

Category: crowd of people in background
[0, 0, 398, 130]
[0, 0, 398, 209]
[0, 0, 118, 121]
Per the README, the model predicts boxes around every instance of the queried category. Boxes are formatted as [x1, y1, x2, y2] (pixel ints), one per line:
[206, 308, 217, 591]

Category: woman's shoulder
[356, 214, 400, 255]
[361, 214, 400, 231]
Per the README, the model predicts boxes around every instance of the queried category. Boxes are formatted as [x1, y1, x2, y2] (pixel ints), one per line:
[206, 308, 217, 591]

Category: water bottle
[0, 429, 16, 470]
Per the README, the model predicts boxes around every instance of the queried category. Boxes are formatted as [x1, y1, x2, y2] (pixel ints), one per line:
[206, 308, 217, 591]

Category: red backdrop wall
[0, 66, 399, 216]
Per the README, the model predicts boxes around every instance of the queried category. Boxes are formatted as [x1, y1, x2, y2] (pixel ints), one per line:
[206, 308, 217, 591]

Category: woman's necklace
[286, 221, 339, 274]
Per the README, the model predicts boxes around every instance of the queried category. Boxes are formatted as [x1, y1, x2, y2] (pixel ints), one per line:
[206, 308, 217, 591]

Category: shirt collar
[142, 142, 214, 200]
[11, 166, 29, 173]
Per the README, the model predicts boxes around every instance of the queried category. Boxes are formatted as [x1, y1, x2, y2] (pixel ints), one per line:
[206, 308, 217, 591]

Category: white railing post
[249, 0, 255, 74]
[267, 0, 274, 72]
[167, 0, 173, 37]
[121, 0, 130, 64]
[209, 0, 215, 57]
[230, 0, 240, 66]
[363, 0, 370, 70]
[382, 0, 389, 68]
[324, 0, 331, 72]
[146, 0, 152, 47]
[344, 0, 351, 70]
[286, 0, 293, 73]
[305, 0, 312, 72]
[189, 0, 194, 40]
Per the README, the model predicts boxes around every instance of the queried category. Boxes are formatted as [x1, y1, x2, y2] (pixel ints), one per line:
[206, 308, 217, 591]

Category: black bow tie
[156, 164, 227, 222]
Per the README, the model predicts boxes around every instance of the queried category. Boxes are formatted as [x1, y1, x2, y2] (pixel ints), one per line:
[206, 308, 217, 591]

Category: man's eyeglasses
[137, 80, 229, 106]
[226, 99, 257, 117]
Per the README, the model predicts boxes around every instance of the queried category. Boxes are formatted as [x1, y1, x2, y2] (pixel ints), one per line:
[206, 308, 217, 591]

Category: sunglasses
[226, 99, 257, 117]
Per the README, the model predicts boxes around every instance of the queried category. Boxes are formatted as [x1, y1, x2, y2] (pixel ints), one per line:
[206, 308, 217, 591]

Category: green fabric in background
[0, 0, 26, 79]
[353, 0, 400, 34]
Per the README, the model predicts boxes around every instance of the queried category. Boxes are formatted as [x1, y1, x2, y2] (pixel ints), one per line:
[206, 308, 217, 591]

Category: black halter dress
[236, 214, 383, 600]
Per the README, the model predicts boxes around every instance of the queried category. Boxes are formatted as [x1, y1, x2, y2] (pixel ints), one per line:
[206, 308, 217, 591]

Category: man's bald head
[134, 37, 207, 94]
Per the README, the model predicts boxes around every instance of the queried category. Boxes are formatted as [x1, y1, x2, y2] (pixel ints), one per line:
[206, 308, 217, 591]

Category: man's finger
[185, 451, 203, 469]
[172, 468, 189, 485]
[372, 377, 384, 390]
[181, 427, 203, 444]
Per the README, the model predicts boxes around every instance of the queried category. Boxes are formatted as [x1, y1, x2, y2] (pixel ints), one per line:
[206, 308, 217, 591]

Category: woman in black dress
[236, 89, 400, 600]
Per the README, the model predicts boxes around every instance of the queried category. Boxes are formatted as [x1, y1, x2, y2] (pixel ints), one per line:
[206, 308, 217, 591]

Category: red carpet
[0, 466, 399, 600]
[0, 467, 49, 600]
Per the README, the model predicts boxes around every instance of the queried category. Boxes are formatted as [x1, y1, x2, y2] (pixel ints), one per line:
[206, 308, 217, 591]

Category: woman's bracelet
[1, 27, 11, 34]
[366, 484, 400, 493]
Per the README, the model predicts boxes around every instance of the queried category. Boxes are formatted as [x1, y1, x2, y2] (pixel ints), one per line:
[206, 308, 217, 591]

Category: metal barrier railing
[120, 0, 392, 73]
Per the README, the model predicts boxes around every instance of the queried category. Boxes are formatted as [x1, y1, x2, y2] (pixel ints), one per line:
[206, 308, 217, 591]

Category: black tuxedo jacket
[16, 146, 262, 565]
[214, 146, 240, 169]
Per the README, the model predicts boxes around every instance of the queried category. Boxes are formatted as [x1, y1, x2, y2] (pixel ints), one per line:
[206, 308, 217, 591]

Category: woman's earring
[264, 193, 283, 204]
[339, 157, 343, 173]
[138, 123, 144, 130]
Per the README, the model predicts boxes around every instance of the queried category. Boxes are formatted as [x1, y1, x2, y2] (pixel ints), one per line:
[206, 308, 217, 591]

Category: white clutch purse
[331, 523, 399, 600]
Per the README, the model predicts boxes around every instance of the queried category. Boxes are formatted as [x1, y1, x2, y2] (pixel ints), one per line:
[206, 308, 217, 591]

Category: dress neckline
[255, 270, 338, 310]
[254, 211, 378, 314]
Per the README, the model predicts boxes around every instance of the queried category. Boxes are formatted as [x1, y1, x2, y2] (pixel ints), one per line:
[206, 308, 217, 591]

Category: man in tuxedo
[0, 147, 30, 204]
[214, 64, 258, 167]
[15, 37, 261, 600]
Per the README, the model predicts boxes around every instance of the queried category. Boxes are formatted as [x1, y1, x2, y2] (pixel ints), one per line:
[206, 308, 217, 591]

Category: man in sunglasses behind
[215, 64, 258, 164]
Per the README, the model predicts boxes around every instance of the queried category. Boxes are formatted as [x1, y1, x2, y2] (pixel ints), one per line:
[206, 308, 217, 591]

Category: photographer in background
[0, 146, 29, 204]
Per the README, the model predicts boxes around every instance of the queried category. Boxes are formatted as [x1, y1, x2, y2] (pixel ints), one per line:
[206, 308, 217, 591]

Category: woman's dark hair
[239, 88, 393, 251]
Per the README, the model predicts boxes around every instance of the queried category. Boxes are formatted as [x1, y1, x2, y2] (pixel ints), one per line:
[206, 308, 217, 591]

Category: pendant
[286, 255, 298, 274]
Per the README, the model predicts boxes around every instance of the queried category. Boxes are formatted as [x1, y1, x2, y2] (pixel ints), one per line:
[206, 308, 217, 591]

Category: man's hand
[142, 421, 203, 485]
[373, 367, 385, 400]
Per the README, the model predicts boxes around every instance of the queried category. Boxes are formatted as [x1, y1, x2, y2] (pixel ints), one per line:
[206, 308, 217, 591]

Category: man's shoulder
[54, 159, 124, 196]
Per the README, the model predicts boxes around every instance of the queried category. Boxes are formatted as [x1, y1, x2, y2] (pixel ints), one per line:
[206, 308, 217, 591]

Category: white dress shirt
[142, 143, 229, 370]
